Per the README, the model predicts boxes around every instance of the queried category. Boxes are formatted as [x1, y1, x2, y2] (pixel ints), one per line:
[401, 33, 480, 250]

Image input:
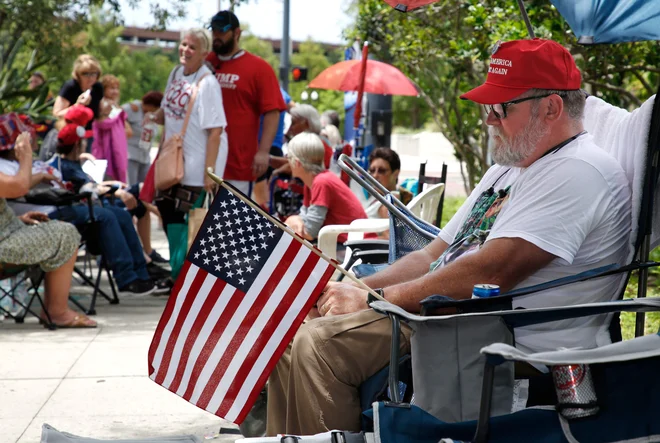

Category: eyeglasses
[80, 71, 99, 78]
[369, 167, 391, 175]
[484, 93, 564, 119]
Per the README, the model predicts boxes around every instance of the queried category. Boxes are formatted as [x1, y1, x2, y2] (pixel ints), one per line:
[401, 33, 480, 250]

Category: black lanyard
[486, 130, 588, 195]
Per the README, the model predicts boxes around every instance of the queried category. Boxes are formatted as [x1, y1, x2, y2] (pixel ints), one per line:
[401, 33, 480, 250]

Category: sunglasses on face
[484, 93, 564, 119]
[80, 71, 99, 78]
[369, 167, 391, 175]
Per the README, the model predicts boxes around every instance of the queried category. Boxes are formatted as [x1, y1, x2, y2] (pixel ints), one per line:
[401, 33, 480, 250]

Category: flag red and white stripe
[148, 187, 334, 424]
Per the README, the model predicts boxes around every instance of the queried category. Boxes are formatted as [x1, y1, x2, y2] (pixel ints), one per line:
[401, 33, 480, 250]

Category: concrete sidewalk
[0, 224, 240, 443]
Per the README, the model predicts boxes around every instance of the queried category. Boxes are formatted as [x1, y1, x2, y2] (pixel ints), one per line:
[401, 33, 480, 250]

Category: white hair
[320, 124, 342, 147]
[287, 132, 326, 175]
[290, 104, 322, 134]
[182, 28, 211, 53]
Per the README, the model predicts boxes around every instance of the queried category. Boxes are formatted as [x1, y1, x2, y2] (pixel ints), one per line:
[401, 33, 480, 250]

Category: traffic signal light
[291, 66, 308, 82]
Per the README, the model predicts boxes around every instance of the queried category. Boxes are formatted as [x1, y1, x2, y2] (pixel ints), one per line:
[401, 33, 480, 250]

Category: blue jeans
[48, 202, 149, 288]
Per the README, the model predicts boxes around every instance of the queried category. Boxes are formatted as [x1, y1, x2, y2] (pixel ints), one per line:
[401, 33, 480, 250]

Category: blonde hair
[181, 28, 211, 54]
[100, 74, 120, 91]
[287, 132, 326, 175]
[71, 54, 102, 82]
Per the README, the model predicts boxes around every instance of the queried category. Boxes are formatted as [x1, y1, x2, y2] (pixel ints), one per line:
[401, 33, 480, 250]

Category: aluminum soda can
[552, 364, 599, 419]
[471, 284, 500, 299]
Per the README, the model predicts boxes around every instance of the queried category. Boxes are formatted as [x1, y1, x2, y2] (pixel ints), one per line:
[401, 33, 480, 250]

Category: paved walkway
[0, 222, 239, 443]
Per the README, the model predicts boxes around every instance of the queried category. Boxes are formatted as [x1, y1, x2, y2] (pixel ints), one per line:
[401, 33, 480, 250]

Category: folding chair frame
[0, 265, 54, 329]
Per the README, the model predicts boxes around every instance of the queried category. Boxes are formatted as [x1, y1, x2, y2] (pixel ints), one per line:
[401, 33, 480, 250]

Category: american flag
[148, 185, 335, 423]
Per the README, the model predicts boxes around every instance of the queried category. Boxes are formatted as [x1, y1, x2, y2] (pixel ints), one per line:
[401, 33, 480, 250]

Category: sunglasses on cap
[211, 22, 233, 33]
[369, 167, 391, 175]
[484, 92, 565, 119]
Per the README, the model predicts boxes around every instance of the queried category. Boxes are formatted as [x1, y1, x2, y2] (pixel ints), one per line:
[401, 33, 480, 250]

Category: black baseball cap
[209, 10, 240, 32]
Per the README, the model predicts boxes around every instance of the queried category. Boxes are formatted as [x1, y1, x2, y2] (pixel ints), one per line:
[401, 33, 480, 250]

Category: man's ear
[235, 28, 242, 42]
[545, 94, 564, 122]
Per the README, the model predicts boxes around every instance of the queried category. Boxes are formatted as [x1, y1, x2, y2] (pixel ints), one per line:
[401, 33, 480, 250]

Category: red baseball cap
[64, 105, 94, 137]
[460, 39, 581, 105]
[58, 123, 90, 145]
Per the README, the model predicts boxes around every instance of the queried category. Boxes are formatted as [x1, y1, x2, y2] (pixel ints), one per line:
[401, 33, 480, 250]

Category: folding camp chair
[322, 155, 441, 274]
[368, 297, 660, 443]
[67, 195, 120, 315]
[0, 263, 53, 329]
[341, 89, 660, 436]
[20, 191, 121, 315]
[317, 178, 444, 271]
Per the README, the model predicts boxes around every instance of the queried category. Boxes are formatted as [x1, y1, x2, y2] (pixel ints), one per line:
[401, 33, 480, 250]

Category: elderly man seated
[266, 39, 632, 436]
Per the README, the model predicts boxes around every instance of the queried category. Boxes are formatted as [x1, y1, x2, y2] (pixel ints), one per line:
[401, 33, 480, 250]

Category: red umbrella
[382, 0, 439, 12]
[308, 59, 418, 97]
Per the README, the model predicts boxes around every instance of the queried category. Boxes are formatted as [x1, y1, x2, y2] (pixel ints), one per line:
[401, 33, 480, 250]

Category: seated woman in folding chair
[364, 148, 413, 219]
[0, 133, 96, 328]
[283, 132, 369, 250]
[0, 110, 167, 296]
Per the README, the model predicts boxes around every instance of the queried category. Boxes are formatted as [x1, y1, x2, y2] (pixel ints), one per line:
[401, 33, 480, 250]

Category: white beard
[489, 112, 549, 166]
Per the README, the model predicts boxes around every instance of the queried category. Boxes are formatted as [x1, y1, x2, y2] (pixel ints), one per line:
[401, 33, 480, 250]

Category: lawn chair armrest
[481, 330, 660, 367]
[372, 297, 660, 329]
[318, 220, 390, 260]
[52, 191, 93, 206]
[353, 249, 389, 265]
[343, 239, 390, 251]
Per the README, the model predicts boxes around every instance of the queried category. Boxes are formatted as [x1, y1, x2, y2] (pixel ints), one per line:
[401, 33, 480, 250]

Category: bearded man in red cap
[264, 39, 632, 435]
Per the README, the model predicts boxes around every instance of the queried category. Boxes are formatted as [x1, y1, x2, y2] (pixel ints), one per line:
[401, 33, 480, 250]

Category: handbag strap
[180, 71, 210, 138]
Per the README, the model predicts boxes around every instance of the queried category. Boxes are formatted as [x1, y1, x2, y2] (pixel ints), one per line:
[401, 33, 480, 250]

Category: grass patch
[440, 196, 466, 228]
[439, 196, 660, 339]
[621, 247, 660, 339]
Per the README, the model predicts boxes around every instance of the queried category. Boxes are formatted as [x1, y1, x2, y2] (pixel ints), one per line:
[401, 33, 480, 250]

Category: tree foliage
[39, 10, 178, 105]
[0, 37, 52, 119]
[350, 0, 660, 192]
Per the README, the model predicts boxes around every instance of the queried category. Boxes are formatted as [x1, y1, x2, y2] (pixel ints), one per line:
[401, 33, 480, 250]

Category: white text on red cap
[489, 57, 513, 75]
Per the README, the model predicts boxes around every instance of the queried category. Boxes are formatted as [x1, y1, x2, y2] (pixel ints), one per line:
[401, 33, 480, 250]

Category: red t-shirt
[320, 136, 333, 170]
[207, 51, 286, 181]
[308, 171, 369, 243]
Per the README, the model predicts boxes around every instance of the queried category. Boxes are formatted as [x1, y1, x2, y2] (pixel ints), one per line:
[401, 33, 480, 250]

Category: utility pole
[279, 0, 291, 92]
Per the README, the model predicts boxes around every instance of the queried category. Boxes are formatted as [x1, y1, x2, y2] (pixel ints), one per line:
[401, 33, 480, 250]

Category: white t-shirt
[162, 65, 228, 186]
[0, 158, 61, 215]
[439, 134, 631, 353]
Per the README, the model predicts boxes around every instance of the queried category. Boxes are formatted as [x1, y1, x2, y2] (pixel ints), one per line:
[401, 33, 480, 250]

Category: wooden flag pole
[207, 169, 386, 302]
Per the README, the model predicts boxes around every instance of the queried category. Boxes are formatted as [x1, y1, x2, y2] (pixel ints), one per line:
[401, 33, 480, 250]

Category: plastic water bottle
[139, 116, 157, 150]
[0, 272, 29, 317]
[471, 284, 500, 299]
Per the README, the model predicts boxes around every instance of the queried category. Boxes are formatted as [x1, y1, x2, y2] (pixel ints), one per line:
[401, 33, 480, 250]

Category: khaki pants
[266, 309, 411, 436]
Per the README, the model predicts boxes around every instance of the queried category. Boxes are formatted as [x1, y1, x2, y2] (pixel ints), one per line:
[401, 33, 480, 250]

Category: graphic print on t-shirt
[430, 184, 511, 272]
[163, 77, 193, 121]
[215, 73, 240, 90]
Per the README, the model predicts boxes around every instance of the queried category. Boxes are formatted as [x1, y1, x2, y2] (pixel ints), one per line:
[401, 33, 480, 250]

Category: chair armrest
[353, 249, 389, 265]
[54, 191, 93, 206]
[343, 239, 390, 251]
[371, 298, 660, 329]
[318, 220, 390, 260]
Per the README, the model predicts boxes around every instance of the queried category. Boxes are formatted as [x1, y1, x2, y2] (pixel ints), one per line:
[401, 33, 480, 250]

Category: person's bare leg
[137, 212, 153, 255]
[43, 249, 95, 325]
[253, 180, 269, 209]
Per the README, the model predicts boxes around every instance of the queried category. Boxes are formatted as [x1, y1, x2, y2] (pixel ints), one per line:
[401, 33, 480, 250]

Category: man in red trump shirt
[206, 10, 286, 195]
